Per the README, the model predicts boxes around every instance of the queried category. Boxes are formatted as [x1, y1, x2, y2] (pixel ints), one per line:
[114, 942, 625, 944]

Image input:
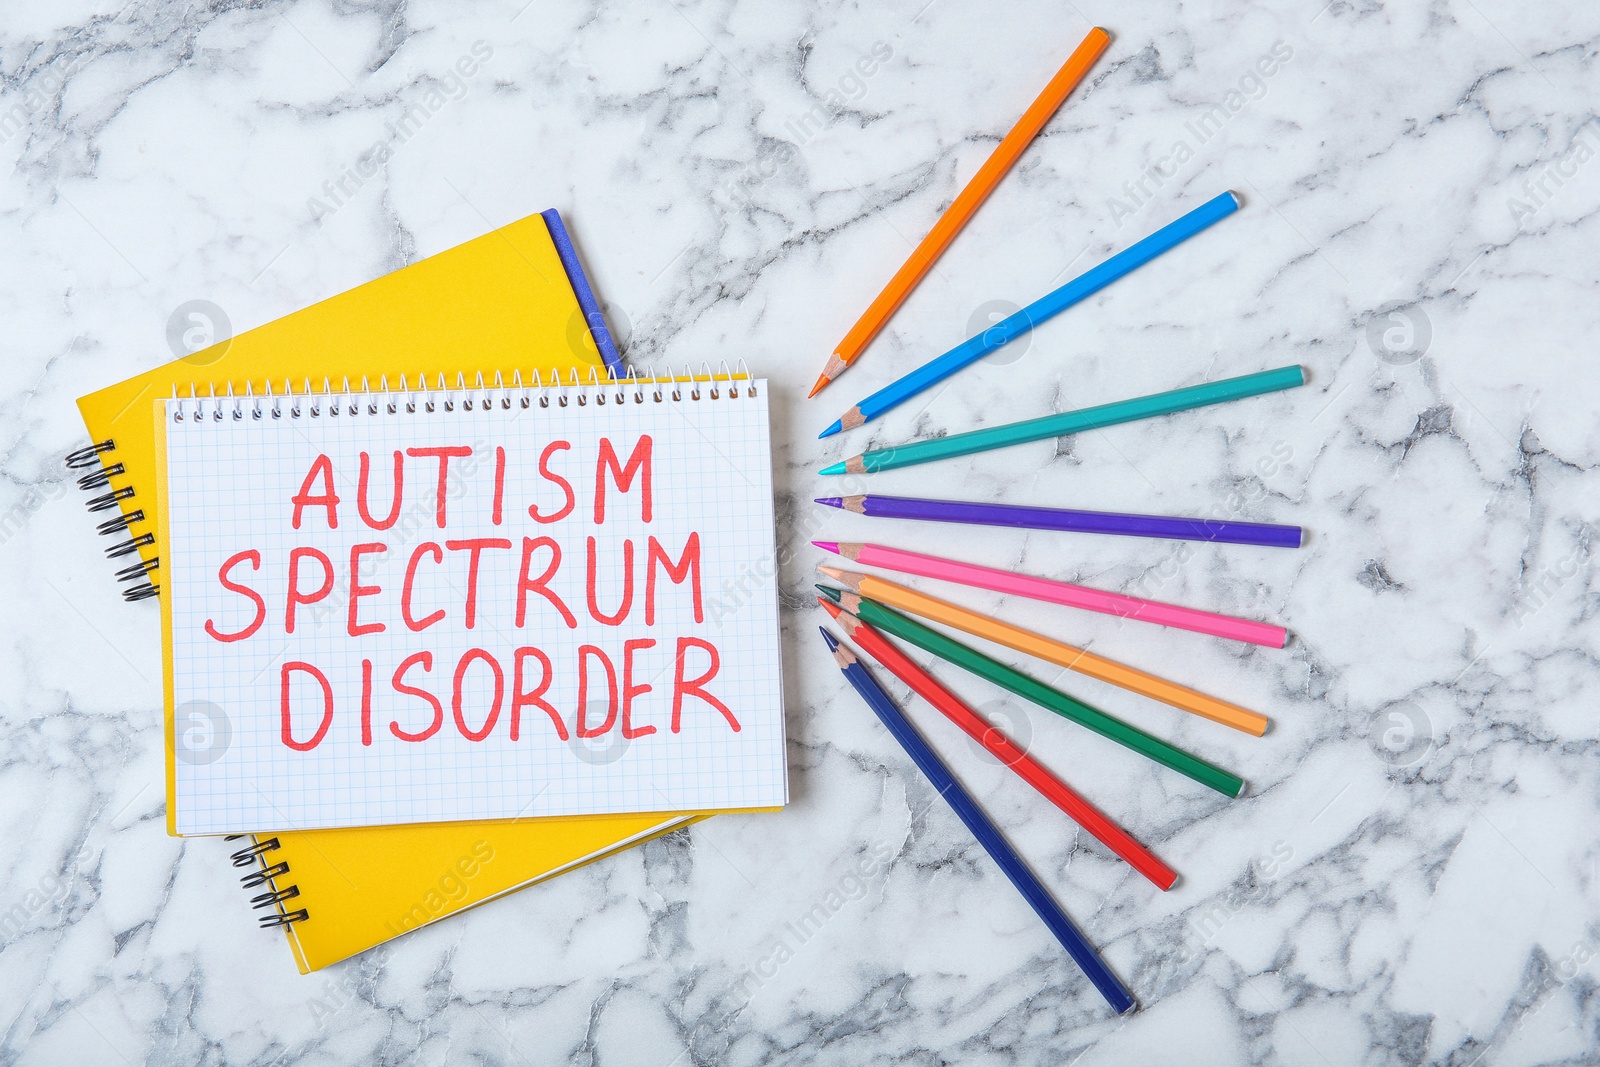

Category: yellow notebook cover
[74, 213, 754, 972]
[246, 813, 703, 974]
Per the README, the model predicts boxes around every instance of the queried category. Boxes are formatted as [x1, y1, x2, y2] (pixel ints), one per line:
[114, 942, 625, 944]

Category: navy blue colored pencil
[541, 208, 626, 379]
[819, 626, 1137, 1014]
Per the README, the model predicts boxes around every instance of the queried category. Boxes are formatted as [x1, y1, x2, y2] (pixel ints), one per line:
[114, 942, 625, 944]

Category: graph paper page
[163, 384, 786, 835]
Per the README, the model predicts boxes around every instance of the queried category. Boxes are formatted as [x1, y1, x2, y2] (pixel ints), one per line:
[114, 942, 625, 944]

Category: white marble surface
[4, 0, 1599, 1063]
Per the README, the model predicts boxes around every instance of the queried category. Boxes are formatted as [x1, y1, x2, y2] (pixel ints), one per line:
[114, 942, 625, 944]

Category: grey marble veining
[2, 0, 1599, 1064]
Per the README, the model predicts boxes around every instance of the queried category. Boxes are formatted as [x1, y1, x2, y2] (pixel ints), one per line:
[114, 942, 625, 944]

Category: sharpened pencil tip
[818, 627, 839, 651]
[814, 497, 843, 508]
[818, 461, 847, 476]
[818, 420, 842, 439]
[815, 596, 841, 619]
[815, 584, 842, 604]
[807, 373, 830, 399]
[812, 540, 839, 554]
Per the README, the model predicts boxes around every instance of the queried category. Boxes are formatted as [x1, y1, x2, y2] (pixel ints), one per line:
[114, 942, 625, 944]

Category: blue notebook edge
[541, 208, 625, 380]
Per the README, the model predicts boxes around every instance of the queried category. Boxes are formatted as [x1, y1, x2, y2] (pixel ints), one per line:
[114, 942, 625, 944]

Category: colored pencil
[819, 627, 1137, 1014]
[818, 191, 1242, 438]
[813, 495, 1303, 550]
[819, 598, 1178, 890]
[541, 209, 626, 380]
[815, 541, 1289, 648]
[821, 568, 1269, 736]
[808, 29, 1112, 399]
[818, 585, 1246, 798]
[820, 365, 1305, 474]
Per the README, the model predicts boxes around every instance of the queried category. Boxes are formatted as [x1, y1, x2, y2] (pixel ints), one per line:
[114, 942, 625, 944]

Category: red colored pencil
[819, 597, 1177, 890]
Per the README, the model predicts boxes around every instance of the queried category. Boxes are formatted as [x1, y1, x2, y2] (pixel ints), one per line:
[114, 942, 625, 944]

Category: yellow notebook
[232, 813, 701, 973]
[72, 212, 759, 972]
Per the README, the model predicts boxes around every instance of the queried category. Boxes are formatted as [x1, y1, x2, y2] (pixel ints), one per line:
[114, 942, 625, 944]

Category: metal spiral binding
[165, 360, 757, 423]
[63, 439, 159, 602]
[225, 836, 309, 929]
[64, 440, 115, 469]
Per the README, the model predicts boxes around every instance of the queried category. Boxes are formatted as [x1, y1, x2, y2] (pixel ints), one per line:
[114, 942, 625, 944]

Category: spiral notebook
[156, 374, 786, 835]
[71, 211, 780, 971]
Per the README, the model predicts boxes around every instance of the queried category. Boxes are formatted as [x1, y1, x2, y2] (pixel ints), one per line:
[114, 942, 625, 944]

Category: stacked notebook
[71, 211, 787, 972]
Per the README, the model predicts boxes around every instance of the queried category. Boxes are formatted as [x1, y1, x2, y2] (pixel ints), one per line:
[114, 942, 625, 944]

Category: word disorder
[160, 382, 786, 835]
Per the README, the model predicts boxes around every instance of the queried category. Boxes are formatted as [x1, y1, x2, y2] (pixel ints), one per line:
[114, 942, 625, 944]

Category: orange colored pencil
[819, 567, 1269, 736]
[819, 597, 1178, 890]
[808, 28, 1111, 398]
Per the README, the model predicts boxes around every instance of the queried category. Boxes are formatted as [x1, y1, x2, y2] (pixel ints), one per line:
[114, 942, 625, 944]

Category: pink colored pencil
[813, 541, 1288, 648]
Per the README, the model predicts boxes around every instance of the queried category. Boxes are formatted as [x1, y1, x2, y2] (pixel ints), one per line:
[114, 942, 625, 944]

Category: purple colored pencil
[814, 494, 1303, 549]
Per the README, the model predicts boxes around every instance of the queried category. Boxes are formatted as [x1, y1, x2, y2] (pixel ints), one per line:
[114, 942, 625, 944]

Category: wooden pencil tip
[840, 406, 866, 431]
[841, 495, 867, 514]
[819, 567, 863, 592]
[837, 542, 864, 561]
[819, 627, 856, 667]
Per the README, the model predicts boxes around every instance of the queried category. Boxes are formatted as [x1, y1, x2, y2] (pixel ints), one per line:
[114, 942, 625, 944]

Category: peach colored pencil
[814, 541, 1288, 648]
[818, 566, 1269, 736]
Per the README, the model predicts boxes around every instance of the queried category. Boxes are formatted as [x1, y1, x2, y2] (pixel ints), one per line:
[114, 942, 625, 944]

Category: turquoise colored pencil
[820, 365, 1305, 475]
[818, 191, 1242, 438]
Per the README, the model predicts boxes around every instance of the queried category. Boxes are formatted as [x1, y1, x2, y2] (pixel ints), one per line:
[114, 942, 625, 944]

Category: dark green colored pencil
[816, 585, 1245, 798]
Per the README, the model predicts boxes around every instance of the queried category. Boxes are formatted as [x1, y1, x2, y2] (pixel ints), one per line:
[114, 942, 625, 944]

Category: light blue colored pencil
[819, 191, 1242, 438]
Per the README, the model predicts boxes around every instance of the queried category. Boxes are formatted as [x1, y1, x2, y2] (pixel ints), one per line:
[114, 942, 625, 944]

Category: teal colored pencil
[820, 365, 1305, 476]
[818, 191, 1241, 438]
